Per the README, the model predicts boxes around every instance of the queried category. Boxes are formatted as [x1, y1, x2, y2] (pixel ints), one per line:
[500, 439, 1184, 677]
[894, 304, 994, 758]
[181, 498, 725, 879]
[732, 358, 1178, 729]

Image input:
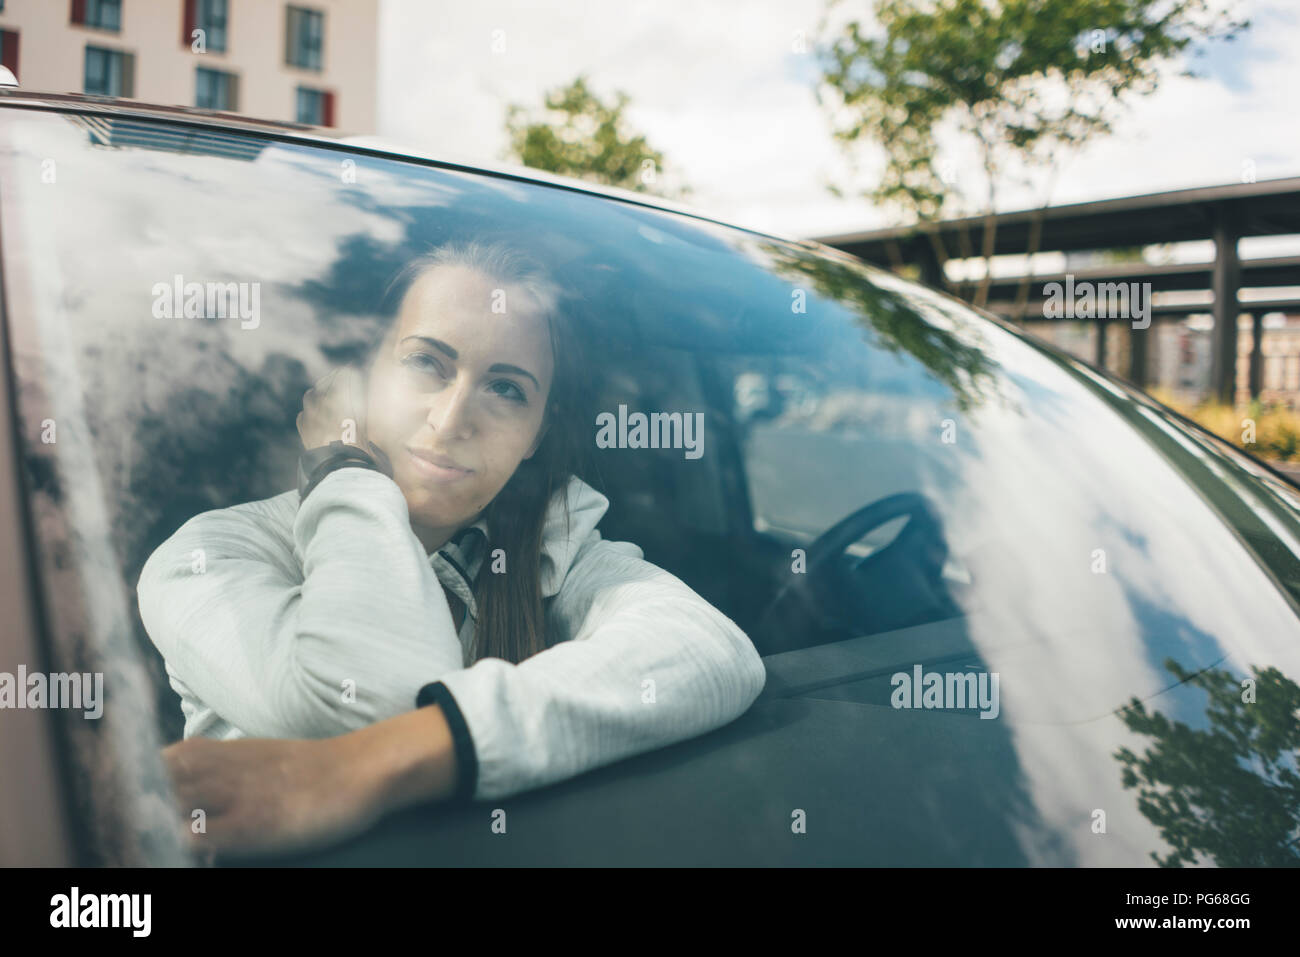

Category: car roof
[0, 89, 823, 253]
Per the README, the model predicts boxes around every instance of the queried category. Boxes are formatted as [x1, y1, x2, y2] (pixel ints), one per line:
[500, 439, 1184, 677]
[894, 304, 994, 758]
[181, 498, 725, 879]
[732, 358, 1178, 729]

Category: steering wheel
[754, 492, 951, 655]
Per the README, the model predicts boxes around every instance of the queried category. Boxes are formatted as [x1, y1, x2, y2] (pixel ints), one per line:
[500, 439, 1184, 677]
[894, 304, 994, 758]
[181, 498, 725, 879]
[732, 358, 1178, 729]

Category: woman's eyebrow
[400, 336, 540, 390]
[400, 335, 458, 359]
[489, 363, 540, 391]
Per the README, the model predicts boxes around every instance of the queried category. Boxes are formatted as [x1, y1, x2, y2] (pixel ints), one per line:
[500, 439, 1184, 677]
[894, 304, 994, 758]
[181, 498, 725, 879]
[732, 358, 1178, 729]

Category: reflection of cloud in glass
[916, 317, 1300, 865]
[2, 112, 474, 478]
[5, 115, 454, 370]
[4, 107, 1300, 865]
[730, 239, 1300, 863]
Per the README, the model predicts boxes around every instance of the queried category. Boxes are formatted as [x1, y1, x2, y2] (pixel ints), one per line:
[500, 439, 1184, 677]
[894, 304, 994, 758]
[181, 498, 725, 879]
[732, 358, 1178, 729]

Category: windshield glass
[3, 108, 1298, 866]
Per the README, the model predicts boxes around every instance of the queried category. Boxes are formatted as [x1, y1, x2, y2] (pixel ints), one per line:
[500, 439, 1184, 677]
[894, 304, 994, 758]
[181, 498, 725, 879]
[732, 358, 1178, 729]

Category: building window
[0, 30, 17, 81]
[71, 0, 122, 32]
[186, 0, 229, 53]
[295, 86, 335, 126]
[84, 45, 133, 97]
[285, 6, 323, 71]
[195, 66, 237, 111]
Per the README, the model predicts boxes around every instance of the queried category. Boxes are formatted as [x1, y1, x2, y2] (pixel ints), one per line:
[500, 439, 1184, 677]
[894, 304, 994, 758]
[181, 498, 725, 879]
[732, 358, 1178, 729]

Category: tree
[814, 0, 1248, 305]
[504, 75, 690, 199]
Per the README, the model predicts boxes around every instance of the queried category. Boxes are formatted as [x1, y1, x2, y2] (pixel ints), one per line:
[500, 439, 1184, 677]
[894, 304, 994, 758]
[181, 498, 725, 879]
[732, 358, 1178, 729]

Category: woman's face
[364, 263, 555, 547]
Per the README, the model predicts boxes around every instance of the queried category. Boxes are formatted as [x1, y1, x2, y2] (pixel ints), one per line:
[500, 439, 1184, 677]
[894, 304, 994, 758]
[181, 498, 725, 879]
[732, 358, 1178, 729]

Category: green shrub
[1147, 387, 1300, 463]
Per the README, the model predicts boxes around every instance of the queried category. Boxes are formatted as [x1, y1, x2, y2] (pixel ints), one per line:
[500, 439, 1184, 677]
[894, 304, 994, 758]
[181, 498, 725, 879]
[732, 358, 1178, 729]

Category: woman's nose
[428, 378, 475, 439]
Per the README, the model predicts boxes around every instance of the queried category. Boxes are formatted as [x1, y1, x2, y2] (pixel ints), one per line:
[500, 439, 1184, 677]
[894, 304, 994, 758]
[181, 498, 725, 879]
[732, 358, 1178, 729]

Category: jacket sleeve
[137, 467, 465, 739]
[417, 534, 768, 802]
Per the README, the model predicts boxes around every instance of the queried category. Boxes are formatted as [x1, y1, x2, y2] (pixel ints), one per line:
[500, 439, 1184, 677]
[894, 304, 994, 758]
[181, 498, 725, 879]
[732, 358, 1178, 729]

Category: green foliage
[1095, 245, 1146, 263]
[1148, 386, 1300, 463]
[1115, 660, 1300, 867]
[815, 0, 1248, 222]
[504, 74, 690, 199]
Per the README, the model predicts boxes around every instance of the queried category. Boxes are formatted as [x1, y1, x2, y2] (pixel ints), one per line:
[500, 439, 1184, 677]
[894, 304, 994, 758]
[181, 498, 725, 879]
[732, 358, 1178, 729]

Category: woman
[137, 240, 767, 859]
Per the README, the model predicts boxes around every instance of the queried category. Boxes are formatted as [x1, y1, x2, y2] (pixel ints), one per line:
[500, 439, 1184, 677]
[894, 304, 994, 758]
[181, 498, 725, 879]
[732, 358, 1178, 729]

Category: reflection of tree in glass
[758, 243, 998, 412]
[1115, 659, 1300, 867]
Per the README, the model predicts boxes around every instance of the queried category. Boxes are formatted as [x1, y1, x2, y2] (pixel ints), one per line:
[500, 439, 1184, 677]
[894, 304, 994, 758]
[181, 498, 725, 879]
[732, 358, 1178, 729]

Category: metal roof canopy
[816, 177, 1300, 404]
[818, 176, 1300, 259]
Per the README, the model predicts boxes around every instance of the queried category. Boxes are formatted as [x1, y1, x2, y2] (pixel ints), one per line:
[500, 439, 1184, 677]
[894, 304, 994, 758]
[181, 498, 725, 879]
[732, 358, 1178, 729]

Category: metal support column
[916, 240, 944, 291]
[1129, 323, 1148, 387]
[1211, 203, 1241, 404]
[1248, 312, 1263, 403]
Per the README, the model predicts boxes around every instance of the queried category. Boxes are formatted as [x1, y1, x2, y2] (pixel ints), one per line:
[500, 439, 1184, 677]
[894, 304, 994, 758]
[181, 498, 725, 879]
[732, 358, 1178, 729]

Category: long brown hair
[377, 240, 591, 664]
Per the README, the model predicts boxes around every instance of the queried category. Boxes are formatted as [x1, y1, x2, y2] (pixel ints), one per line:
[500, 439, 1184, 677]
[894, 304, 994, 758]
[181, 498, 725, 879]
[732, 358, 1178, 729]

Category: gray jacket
[136, 467, 766, 801]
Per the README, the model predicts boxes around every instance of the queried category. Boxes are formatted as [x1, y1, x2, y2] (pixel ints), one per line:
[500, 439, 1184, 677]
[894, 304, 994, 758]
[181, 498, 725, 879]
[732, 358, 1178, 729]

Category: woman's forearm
[139, 468, 468, 740]
[291, 470, 469, 723]
[343, 704, 462, 817]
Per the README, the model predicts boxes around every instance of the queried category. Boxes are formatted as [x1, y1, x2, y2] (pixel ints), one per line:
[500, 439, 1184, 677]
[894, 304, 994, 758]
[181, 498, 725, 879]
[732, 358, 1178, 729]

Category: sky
[374, 0, 1300, 243]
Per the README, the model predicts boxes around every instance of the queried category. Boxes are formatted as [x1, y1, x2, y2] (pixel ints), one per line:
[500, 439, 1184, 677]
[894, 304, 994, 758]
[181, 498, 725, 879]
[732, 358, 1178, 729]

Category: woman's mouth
[406, 447, 474, 483]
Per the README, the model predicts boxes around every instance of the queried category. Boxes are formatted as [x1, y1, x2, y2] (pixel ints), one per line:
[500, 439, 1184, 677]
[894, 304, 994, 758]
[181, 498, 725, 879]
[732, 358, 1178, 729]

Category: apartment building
[0, 0, 379, 132]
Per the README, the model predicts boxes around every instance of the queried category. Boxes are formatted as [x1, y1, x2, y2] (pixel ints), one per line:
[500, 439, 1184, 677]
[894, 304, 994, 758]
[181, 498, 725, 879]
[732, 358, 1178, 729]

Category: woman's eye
[489, 380, 527, 404]
[401, 353, 444, 376]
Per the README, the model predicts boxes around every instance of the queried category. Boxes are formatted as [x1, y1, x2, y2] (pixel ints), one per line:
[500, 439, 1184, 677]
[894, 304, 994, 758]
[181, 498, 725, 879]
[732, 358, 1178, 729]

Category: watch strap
[297, 440, 394, 501]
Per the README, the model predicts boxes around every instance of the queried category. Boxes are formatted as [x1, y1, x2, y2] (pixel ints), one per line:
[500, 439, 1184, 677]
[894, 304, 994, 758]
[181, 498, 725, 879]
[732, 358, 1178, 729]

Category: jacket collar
[428, 475, 610, 620]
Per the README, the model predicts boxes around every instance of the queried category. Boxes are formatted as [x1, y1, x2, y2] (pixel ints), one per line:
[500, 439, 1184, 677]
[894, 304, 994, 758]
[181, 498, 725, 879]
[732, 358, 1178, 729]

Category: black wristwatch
[297, 440, 394, 501]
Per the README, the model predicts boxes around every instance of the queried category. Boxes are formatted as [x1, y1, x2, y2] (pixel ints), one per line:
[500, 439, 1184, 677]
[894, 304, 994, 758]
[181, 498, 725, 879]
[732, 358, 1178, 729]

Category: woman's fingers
[298, 366, 369, 450]
[342, 367, 369, 437]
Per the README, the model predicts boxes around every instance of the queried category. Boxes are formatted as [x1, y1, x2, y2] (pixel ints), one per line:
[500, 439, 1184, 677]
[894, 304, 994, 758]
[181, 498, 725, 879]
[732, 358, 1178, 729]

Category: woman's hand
[161, 708, 460, 862]
[162, 734, 384, 862]
[297, 366, 370, 451]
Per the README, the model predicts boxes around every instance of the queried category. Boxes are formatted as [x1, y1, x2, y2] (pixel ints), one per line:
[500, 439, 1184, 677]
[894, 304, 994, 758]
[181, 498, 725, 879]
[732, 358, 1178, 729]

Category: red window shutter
[0, 31, 18, 80]
[323, 90, 335, 127]
[182, 0, 197, 47]
[71, 0, 87, 26]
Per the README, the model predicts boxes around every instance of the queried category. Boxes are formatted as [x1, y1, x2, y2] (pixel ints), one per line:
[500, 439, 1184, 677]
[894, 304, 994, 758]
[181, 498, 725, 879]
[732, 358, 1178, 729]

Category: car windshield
[3, 107, 1299, 866]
